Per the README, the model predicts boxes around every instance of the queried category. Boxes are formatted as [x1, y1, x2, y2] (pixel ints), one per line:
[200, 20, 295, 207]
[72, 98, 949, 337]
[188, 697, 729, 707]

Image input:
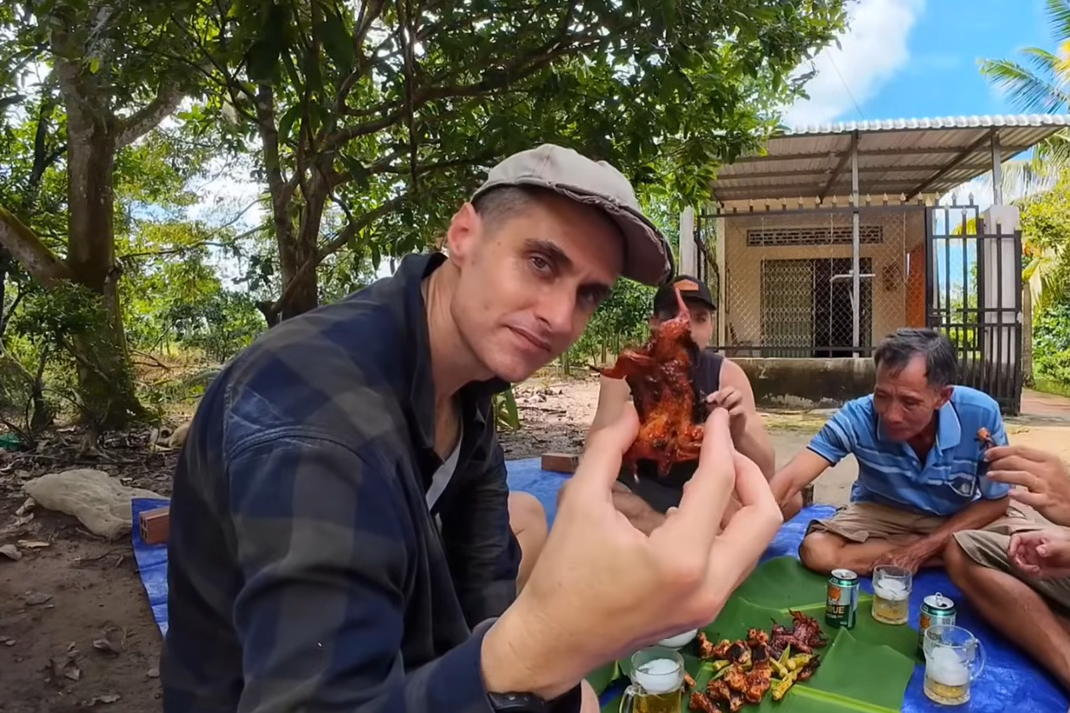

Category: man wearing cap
[161, 144, 784, 713]
[586, 274, 783, 534]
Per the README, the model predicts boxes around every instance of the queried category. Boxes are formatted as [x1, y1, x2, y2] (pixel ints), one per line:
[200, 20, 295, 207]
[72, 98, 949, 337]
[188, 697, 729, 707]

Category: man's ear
[444, 203, 481, 266]
[935, 385, 953, 408]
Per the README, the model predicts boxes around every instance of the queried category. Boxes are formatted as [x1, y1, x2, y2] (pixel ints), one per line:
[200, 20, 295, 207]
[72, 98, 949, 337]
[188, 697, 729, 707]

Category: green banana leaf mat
[587, 557, 918, 713]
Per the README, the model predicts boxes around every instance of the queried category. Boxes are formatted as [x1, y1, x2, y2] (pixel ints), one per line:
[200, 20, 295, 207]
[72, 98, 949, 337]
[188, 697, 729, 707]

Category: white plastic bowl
[657, 629, 698, 649]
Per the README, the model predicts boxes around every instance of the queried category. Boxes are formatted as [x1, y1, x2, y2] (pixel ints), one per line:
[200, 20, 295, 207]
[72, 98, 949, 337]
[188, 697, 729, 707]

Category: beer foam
[634, 658, 681, 694]
[873, 580, 910, 601]
[926, 647, 969, 686]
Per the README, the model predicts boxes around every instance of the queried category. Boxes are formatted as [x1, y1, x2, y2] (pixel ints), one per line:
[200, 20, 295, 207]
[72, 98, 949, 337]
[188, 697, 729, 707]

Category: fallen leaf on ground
[15, 497, 35, 516]
[79, 694, 121, 707]
[18, 540, 50, 549]
[146, 666, 159, 678]
[23, 591, 52, 605]
[0, 544, 21, 561]
[92, 638, 122, 656]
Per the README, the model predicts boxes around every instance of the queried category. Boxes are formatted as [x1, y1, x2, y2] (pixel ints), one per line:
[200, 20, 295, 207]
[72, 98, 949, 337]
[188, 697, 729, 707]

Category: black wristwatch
[487, 692, 549, 712]
[488, 684, 582, 713]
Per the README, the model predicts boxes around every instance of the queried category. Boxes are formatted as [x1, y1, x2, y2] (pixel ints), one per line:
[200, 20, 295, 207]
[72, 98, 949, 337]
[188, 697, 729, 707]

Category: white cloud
[782, 0, 926, 128]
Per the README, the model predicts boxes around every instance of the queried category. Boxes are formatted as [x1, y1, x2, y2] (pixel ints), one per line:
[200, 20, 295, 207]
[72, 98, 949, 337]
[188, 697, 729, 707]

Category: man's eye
[530, 255, 550, 272]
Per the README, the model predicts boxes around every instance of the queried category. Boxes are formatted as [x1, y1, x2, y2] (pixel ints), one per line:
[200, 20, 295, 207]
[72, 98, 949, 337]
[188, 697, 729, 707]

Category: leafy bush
[1033, 299, 1070, 384]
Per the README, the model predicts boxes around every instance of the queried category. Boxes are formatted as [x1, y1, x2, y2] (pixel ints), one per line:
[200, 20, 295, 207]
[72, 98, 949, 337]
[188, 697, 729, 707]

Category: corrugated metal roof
[712, 114, 1070, 203]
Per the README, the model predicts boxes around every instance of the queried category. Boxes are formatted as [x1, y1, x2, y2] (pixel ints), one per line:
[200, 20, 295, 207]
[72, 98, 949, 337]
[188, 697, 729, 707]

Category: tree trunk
[1022, 284, 1034, 387]
[281, 173, 328, 320]
[64, 106, 143, 430]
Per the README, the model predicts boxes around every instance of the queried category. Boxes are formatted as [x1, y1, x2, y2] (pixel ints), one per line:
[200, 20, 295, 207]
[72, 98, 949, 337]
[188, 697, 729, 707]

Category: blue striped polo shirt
[807, 386, 1010, 517]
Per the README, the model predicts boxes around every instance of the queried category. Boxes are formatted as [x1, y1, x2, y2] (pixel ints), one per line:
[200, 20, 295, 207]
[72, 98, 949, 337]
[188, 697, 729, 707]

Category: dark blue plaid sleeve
[439, 438, 520, 625]
[226, 432, 495, 713]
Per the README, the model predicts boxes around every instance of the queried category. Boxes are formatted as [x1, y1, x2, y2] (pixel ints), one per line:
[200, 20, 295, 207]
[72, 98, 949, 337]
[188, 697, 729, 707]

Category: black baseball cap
[652, 275, 715, 316]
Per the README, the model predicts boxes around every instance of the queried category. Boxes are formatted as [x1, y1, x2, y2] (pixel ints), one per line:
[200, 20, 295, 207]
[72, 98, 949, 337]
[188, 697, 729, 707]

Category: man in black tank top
[588, 276, 793, 534]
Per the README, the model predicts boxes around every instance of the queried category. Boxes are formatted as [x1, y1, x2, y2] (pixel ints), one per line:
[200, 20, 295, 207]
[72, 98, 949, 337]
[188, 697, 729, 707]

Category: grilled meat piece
[593, 288, 704, 476]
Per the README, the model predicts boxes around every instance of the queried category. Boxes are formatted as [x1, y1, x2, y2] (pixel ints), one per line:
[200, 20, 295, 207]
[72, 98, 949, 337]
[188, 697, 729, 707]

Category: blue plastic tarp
[131, 458, 1068, 711]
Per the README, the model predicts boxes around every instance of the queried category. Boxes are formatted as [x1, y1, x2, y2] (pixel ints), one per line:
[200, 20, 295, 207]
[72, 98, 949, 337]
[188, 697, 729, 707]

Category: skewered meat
[710, 639, 734, 660]
[689, 691, 722, 713]
[593, 288, 705, 476]
[977, 427, 996, 449]
[697, 632, 715, 659]
[797, 655, 821, 682]
[743, 663, 773, 704]
[726, 641, 751, 667]
[723, 665, 748, 693]
[706, 680, 732, 702]
[746, 628, 770, 647]
[770, 611, 827, 657]
[684, 672, 696, 690]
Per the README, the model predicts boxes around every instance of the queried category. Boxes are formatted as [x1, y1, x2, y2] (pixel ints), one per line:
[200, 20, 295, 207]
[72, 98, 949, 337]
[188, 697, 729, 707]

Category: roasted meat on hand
[593, 287, 705, 476]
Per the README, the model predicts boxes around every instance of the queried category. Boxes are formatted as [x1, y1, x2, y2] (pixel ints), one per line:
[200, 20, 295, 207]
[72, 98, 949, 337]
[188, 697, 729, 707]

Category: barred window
[746, 225, 883, 246]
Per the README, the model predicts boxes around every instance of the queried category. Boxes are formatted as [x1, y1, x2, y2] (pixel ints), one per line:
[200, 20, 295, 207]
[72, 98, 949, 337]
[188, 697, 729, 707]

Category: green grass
[1032, 376, 1070, 399]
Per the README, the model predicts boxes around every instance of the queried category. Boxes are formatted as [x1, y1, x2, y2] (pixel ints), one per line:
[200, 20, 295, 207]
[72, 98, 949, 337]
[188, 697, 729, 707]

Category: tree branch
[0, 205, 70, 287]
[115, 80, 185, 148]
[327, 31, 608, 148]
[268, 194, 406, 317]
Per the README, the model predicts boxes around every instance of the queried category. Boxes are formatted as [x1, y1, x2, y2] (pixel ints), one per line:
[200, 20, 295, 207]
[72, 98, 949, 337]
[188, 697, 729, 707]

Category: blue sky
[784, 0, 1053, 127]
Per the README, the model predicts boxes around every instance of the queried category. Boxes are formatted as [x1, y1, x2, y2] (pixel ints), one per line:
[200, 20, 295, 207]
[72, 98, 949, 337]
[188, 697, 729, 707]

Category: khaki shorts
[806, 501, 1025, 543]
[953, 523, 1070, 612]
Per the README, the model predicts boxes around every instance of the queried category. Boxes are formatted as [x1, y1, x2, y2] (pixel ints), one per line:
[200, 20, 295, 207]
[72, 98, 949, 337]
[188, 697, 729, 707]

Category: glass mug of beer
[922, 624, 986, 706]
[871, 565, 912, 625]
[620, 646, 685, 713]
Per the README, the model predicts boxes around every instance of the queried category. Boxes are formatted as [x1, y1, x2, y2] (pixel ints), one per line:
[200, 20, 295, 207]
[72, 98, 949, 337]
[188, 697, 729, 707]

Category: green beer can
[918, 592, 956, 656]
[826, 568, 859, 629]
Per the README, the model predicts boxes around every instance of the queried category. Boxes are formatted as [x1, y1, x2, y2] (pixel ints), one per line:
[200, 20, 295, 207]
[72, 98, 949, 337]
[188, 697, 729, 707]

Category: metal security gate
[925, 204, 1023, 414]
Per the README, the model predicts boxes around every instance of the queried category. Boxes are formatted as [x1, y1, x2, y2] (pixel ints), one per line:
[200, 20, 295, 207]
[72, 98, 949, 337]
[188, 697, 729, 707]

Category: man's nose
[534, 289, 575, 334]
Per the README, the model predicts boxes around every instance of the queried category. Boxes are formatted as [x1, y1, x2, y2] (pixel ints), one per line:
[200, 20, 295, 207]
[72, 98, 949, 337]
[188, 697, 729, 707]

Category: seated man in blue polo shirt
[769, 328, 1016, 576]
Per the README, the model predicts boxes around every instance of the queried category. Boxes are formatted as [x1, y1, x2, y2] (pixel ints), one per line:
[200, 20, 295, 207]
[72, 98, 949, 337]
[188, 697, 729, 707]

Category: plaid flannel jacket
[161, 252, 521, 713]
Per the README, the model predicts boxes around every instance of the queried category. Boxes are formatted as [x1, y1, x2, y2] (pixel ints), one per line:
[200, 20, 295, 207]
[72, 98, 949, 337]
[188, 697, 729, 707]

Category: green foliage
[568, 279, 657, 367]
[181, 0, 847, 317]
[493, 388, 521, 432]
[1019, 171, 1070, 307]
[978, 1, 1070, 194]
[0, 0, 850, 428]
[1033, 299, 1070, 384]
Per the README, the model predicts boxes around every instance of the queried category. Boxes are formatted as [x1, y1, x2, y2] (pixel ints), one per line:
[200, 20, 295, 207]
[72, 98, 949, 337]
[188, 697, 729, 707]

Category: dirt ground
[2, 376, 1069, 712]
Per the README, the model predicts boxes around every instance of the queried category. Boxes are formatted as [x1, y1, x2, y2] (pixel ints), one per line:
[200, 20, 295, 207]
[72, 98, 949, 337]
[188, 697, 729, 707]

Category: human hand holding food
[481, 407, 783, 700]
[708, 387, 747, 439]
[987, 445, 1070, 526]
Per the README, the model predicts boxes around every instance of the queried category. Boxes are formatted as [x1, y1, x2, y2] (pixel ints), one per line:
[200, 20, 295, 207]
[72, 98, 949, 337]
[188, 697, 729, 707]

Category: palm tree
[978, 0, 1070, 198]
[972, 1, 1070, 383]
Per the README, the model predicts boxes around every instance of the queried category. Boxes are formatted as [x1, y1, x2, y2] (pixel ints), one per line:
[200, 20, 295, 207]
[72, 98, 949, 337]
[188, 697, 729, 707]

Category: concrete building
[678, 115, 1070, 414]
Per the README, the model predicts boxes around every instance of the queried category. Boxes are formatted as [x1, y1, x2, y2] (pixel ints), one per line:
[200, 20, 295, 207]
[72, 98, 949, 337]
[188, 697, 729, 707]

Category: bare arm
[902, 497, 1010, 561]
[717, 360, 775, 478]
[769, 450, 833, 512]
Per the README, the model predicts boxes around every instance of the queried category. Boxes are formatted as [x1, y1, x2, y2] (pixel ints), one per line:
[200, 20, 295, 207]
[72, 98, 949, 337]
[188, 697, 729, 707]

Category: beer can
[918, 592, 956, 656]
[826, 568, 859, 629]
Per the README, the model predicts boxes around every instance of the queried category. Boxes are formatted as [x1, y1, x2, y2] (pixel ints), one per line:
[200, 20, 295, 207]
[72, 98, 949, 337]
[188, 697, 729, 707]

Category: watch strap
[487, 692, 549, 713]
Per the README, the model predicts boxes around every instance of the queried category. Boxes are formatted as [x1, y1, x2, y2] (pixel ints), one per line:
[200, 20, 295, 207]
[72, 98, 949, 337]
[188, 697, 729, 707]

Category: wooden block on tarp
[139, 506, 170, 545]
[541, 452, 579, 474]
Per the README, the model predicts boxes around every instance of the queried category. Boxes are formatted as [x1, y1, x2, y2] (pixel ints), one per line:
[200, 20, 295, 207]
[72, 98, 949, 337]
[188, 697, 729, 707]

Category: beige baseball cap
[470, 144, 675, 286]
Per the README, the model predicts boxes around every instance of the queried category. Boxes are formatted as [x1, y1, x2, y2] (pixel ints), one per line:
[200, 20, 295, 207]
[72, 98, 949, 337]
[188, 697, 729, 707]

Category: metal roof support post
[851, 131, 861, 356]
[990, 131, 1003, 206]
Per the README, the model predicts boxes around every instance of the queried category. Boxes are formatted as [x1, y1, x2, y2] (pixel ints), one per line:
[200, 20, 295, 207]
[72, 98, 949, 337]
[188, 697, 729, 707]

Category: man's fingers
[568, 403, 638, 501]
[656, 408, 735, 546]
[1008, 488, 1048, 509]
[987, 468, 1039, 489]
[987, 444, 1054, 464]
